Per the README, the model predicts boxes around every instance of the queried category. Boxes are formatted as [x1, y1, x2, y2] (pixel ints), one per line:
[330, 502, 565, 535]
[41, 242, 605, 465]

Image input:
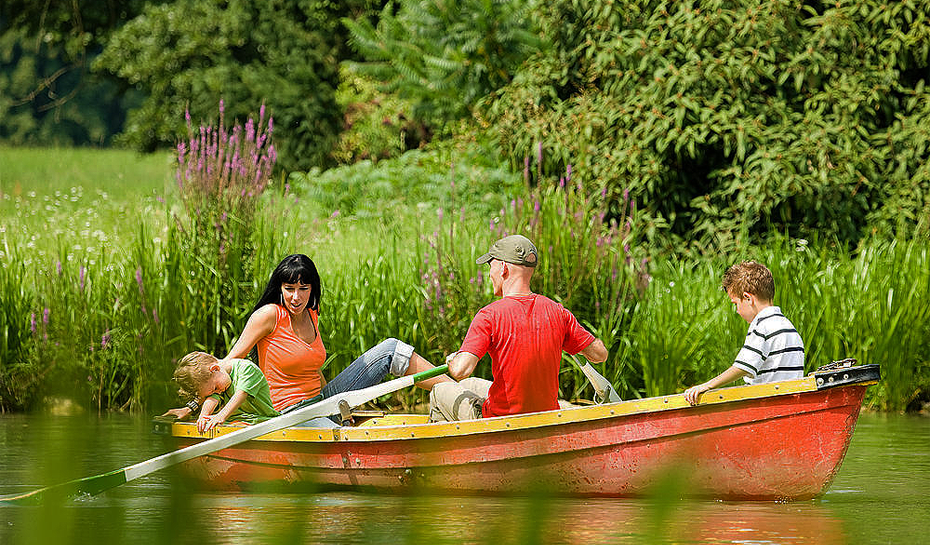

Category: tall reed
[0, 238, 38, 411]
[625, 235, 930, 410]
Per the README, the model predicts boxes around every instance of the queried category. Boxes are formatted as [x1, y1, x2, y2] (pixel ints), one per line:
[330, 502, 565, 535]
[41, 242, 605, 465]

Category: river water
[1, 412, 927, 544]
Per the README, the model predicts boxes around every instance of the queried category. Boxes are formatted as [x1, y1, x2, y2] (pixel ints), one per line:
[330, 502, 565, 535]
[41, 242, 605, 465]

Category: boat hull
[161, 365, 877, 500]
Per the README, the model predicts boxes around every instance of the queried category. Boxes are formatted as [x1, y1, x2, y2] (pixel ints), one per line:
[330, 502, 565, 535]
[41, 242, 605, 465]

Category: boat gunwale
[167, 365, 878, 444]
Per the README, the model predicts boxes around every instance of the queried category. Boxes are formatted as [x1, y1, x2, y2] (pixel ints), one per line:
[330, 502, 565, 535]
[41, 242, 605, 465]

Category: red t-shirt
[459, 294, 595, 417]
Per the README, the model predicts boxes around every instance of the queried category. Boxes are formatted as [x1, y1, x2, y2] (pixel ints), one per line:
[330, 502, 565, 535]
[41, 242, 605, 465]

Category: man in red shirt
[429, 234, 608, 421]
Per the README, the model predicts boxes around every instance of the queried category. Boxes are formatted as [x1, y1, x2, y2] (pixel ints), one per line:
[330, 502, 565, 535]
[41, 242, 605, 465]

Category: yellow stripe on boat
[172, 374, 830, 443]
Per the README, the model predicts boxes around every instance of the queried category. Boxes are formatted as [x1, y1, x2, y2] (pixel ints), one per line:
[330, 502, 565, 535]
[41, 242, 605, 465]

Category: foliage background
[483, 0, 930, 250]
[2, 0, 929, 414]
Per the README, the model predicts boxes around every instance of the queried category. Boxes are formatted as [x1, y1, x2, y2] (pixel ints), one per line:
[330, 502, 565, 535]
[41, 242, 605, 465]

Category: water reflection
[2, 413, 928, 544]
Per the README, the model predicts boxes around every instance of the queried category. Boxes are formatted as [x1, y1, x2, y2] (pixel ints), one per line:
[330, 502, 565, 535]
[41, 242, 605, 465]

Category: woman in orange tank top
[165, 254, 450, 423]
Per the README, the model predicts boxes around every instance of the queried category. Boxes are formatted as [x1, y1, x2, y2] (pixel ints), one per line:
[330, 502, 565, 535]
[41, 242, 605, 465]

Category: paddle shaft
[1, 363, 448, 504]
[127, 363, 446, 480]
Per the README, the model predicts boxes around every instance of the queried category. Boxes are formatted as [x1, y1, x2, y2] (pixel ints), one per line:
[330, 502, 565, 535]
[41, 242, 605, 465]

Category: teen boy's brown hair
[721, 261, 775, 302]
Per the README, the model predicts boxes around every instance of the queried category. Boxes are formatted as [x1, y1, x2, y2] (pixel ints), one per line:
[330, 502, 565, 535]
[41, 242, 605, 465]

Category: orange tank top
[256, 305, 326, 411]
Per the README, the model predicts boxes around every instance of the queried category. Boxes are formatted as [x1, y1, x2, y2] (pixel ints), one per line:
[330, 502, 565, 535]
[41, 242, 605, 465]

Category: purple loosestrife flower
[135, 267, 144, 293]
[101, 329, 110, 349]
[246, 118, 255, 143]
[30, 313, 37, 334]
[566, 164, 572, 182]
[79, 266, 86, 292]
[523, 156, 530, 184]
[56, 261, 62, 276]
[152, 308, 159, 324]
[43, 307, 49, 326]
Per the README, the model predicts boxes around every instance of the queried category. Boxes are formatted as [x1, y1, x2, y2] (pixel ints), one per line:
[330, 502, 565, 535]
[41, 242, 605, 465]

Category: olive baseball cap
[476, 235, 538, 267]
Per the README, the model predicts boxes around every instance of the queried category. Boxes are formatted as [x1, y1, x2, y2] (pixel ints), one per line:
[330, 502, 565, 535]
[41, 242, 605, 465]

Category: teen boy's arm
[683, 365, 750, 406]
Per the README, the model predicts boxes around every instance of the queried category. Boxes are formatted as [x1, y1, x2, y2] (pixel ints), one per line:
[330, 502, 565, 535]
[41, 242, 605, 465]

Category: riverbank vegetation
[2, 141, 928, 414]
[2, 0, 928, 414]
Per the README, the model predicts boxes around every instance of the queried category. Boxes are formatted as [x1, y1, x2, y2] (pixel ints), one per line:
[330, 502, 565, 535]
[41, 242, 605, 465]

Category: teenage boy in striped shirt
[684, 261, 805, 406]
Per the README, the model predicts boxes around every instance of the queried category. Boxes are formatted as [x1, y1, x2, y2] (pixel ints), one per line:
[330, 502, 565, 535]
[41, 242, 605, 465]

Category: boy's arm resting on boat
[200, 390, 250, 432]
[197, 397, 222, 433]
[684, 366, 750, 406]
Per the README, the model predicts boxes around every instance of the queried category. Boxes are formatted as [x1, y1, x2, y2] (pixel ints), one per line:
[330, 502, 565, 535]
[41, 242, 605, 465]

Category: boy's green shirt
[208, 358, 279, 424]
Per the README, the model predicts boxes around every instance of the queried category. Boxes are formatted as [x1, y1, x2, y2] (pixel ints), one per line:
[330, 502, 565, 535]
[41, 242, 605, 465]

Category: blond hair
[172, 351, 218, 401]
[722, 261, 775, 302]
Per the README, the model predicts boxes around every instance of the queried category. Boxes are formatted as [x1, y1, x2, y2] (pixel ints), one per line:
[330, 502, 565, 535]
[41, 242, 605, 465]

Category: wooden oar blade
[0, 469, 127, 506]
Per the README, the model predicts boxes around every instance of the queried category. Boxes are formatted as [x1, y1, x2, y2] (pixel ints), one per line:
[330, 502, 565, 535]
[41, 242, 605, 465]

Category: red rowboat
[156, 362, 879, 500]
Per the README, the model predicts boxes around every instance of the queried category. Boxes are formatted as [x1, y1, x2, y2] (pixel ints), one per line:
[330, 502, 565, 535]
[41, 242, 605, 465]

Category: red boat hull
[164, 367, 875, 500]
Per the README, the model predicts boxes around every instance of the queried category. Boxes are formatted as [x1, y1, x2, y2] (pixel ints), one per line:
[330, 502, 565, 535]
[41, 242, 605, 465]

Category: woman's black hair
[253, 254, 322, 313]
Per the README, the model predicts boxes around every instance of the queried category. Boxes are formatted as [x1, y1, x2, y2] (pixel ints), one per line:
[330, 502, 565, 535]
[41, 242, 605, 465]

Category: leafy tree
[485, 0, 930, 251]
[0, 1, 153, 145]
[95, 0, 375, 171]
[342, 0, 541, 128]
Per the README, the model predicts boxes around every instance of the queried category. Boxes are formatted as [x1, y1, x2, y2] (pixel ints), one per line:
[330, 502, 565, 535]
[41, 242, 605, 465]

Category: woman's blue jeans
[281, 337, 414, 427]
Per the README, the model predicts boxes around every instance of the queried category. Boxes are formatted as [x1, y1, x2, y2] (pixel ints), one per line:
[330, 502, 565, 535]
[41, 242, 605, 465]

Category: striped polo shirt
[733, 306, 805, 384]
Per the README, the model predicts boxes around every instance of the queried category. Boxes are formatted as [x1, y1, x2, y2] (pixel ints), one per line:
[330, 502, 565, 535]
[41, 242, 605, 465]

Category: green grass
[0, 146, 175, 198]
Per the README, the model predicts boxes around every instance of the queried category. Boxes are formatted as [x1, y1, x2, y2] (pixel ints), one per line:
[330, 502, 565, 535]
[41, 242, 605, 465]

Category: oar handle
[411, 363, 449, 383]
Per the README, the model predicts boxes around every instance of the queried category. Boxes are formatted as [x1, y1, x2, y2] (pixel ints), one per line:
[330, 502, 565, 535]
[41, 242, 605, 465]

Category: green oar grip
[411, 363, 449, 383]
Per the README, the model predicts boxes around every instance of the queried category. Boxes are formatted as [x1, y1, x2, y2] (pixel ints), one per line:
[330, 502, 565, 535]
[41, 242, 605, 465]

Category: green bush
[289, 140, 523, 220]
[94, 0, 376, 171]
[485, 0, 930, 250]
[343, 0, 541, 127]
[331, 71, 429, 164]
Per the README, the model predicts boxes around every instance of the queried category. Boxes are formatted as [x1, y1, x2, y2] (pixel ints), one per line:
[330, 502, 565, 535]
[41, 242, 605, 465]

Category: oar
[0, 364, 449, 506]
[572, 356, 621, 403]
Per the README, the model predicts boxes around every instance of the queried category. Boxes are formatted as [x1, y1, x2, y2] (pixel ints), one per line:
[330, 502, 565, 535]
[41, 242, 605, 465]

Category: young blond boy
[173, 351, 278, 433]
[684, 261, 805, 406]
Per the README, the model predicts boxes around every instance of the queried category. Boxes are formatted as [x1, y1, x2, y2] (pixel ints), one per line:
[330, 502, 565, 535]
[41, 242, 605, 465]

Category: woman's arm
[223, 305, 277, 360]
